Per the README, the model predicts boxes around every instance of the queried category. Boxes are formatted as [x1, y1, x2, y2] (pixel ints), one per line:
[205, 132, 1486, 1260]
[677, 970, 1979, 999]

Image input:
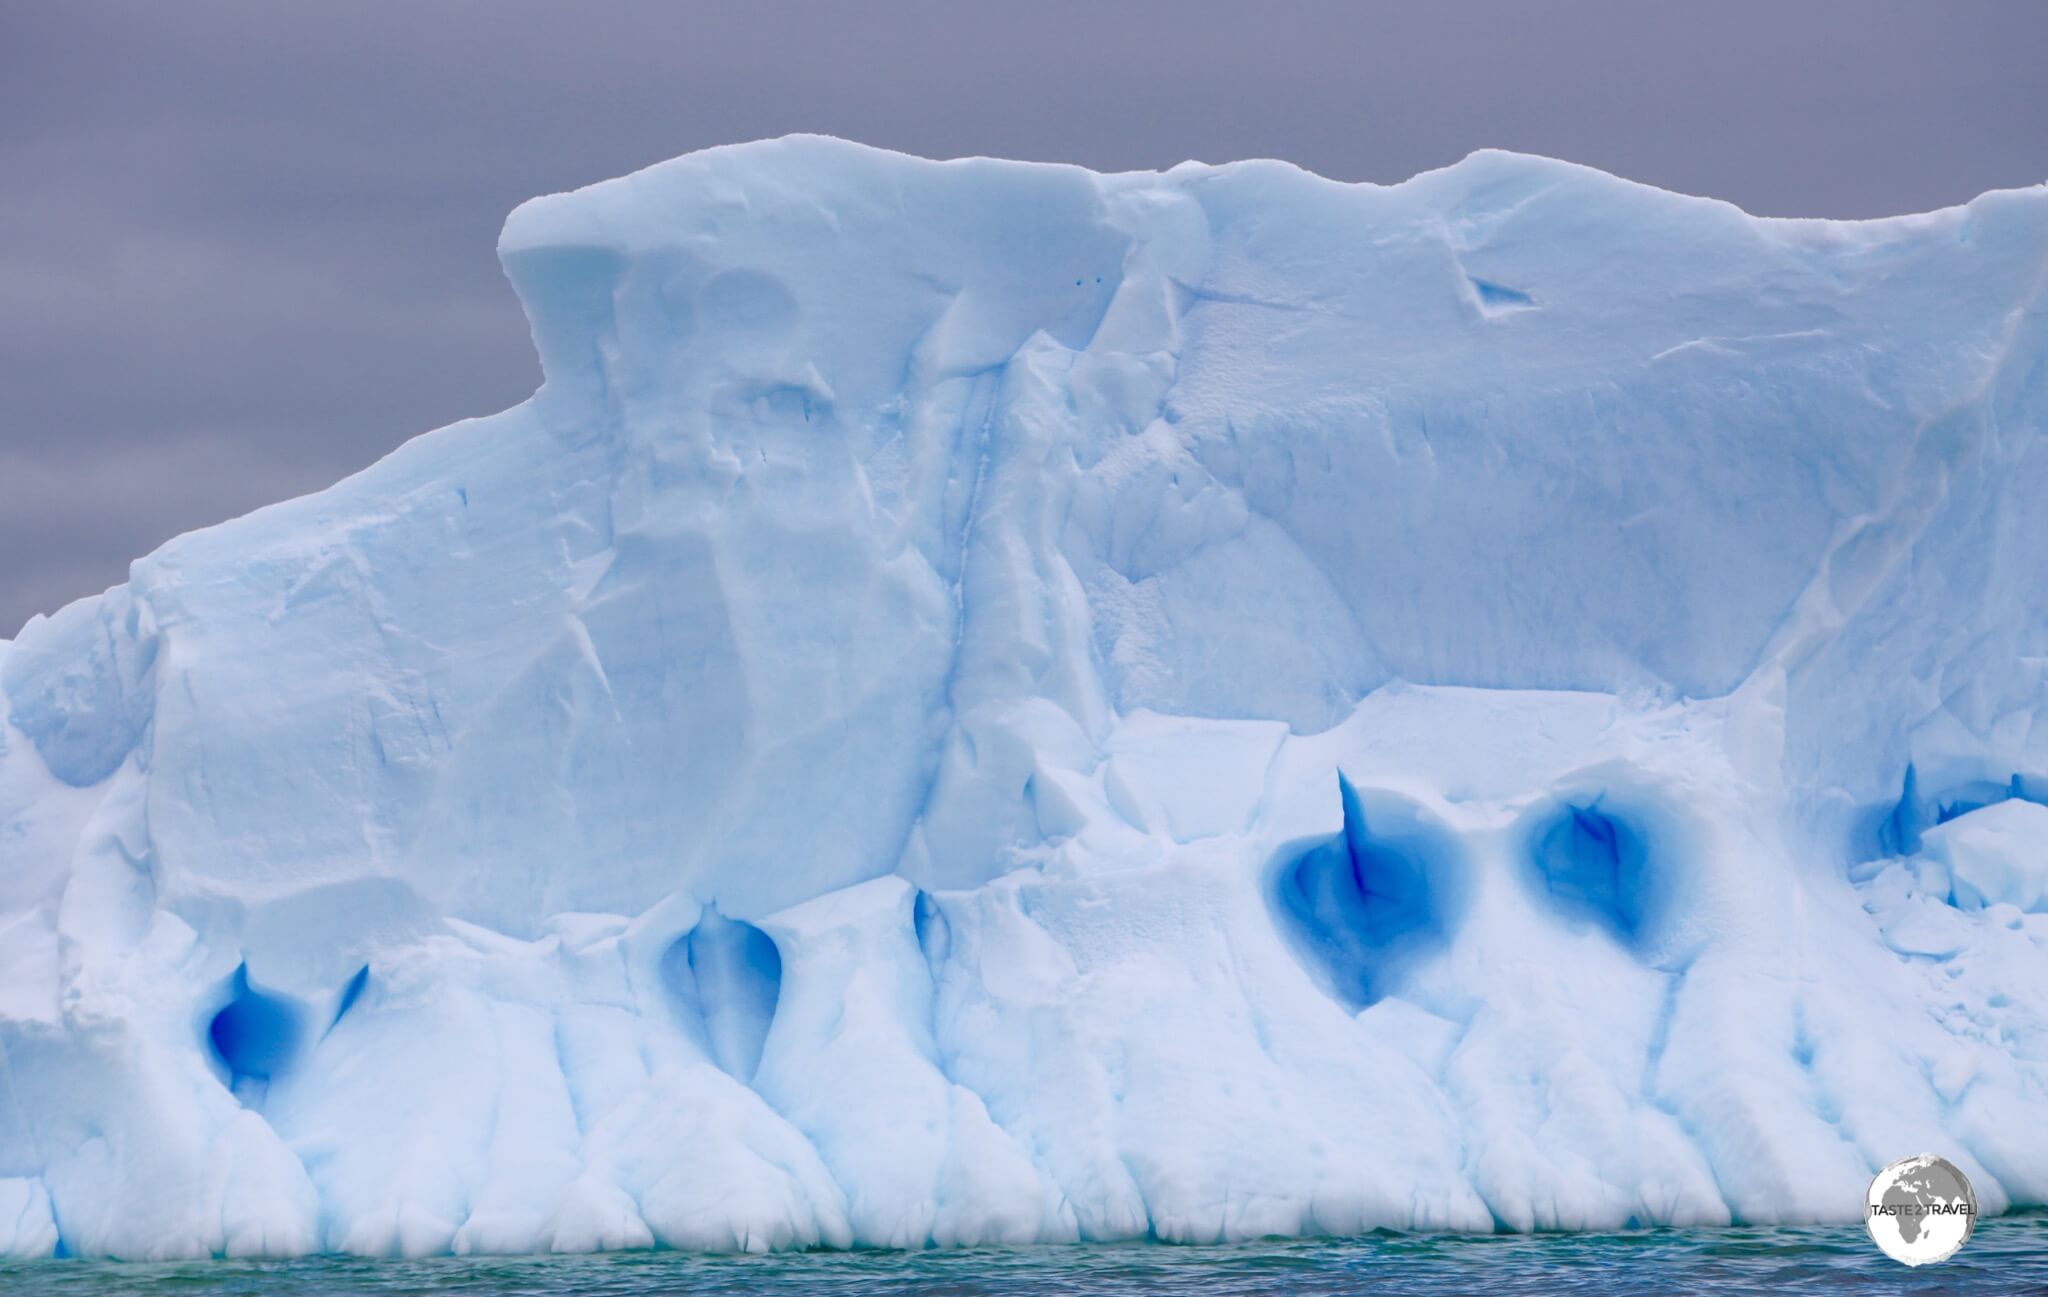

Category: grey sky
[4, 1, 2044, 636]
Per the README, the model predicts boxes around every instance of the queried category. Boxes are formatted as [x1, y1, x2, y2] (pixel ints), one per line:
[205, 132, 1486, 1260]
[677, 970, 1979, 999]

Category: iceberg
[1, 136, 2045, 1259]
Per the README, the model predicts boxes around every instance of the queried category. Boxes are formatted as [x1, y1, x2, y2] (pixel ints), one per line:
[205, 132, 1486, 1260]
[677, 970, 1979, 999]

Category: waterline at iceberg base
[2, 137, 2045, 1260]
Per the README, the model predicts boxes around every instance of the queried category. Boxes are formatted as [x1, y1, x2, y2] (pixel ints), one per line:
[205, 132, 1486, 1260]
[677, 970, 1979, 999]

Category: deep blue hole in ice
[1531, 801, 1653, 943]
[913, 889, 950, 971]
[662, 909, 782, 1084]
[208, 965, 304, 1084]
[1272, 775, 1447, 1010]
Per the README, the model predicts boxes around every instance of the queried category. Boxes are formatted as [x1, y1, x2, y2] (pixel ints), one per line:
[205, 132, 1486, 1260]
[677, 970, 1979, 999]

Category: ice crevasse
[2, 136, 2047, 1259]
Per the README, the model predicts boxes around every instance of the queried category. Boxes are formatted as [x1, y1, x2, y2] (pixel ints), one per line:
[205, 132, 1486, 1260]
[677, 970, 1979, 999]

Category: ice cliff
[2, 137, 2046, 1259]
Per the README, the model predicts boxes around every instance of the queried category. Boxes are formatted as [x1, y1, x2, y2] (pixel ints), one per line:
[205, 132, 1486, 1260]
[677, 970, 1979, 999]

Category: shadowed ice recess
[0, 136, 2045, 1259]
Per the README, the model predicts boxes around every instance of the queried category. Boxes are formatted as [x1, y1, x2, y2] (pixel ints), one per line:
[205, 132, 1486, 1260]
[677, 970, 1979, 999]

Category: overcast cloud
[3, 1, 2044, 634]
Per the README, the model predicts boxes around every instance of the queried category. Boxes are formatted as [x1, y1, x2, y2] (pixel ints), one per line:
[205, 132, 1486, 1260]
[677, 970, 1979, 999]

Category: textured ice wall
[1, 137, 2046, 1258]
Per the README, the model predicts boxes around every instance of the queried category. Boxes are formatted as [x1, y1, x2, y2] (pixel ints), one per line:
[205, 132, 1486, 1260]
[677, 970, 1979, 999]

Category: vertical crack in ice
[1269, 775, 1454, 1011]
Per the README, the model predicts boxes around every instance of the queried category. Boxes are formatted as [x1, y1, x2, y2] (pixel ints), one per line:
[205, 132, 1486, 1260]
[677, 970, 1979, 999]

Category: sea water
[6, 1216, 2046, 1296]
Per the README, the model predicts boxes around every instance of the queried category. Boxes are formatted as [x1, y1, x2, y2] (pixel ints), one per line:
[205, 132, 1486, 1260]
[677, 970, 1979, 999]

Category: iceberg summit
[3, 137, 2046, 1259]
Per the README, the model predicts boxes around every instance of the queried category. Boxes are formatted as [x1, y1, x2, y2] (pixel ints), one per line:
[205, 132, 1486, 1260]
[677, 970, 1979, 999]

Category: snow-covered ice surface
[2, 136, 2046, 1259]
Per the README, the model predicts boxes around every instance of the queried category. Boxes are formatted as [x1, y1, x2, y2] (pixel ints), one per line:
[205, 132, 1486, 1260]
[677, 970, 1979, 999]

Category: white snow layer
[2, 137, 2046, 1259]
